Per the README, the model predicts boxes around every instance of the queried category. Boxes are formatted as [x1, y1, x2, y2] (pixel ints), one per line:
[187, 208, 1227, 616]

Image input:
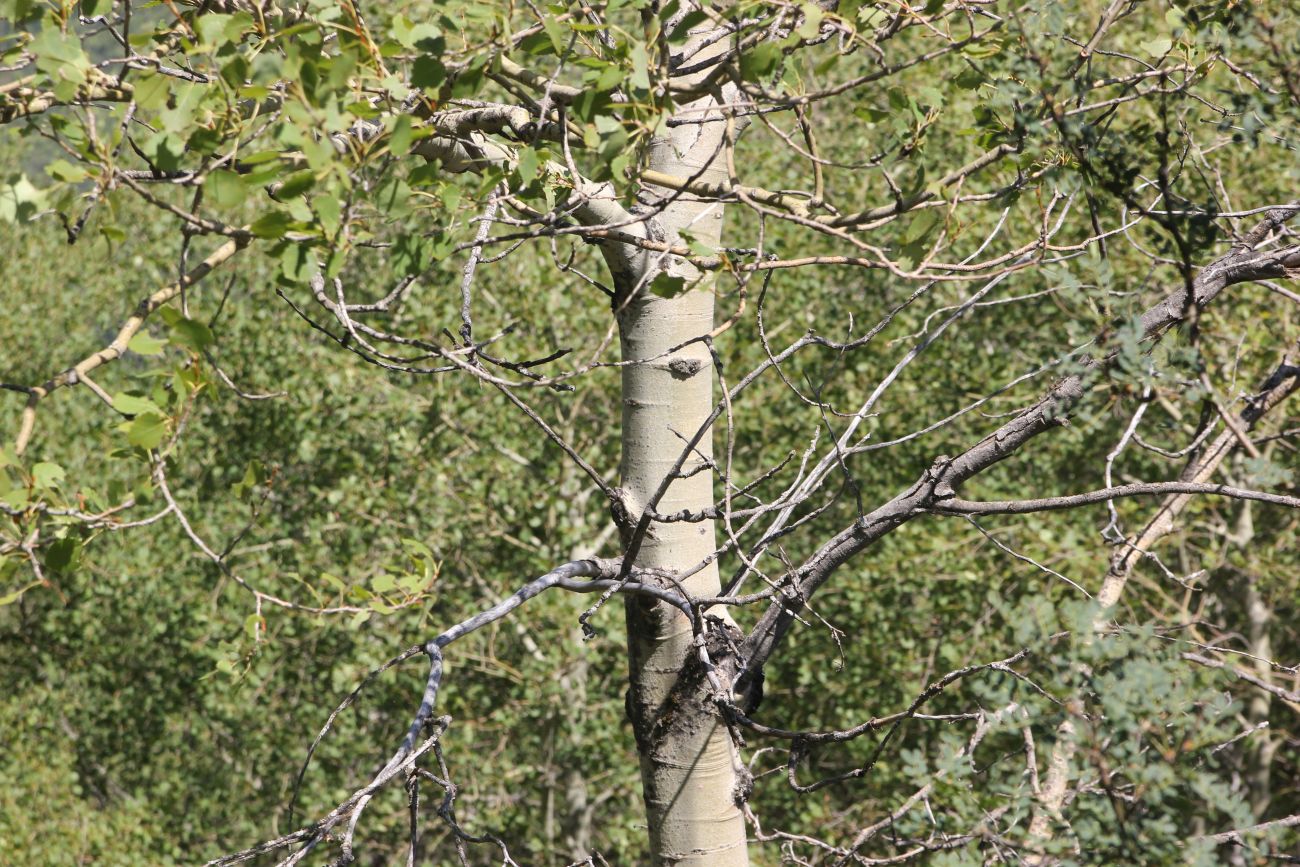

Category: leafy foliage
[2, 0, 1299, 864]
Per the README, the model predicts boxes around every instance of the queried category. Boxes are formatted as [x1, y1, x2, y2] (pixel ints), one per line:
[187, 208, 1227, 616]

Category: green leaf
[127, 333, 167, 355]
[796, 3, 824, 40]
[584, 62, 623, 91]
[111, 392, 163, 416]
[249, 210, 294, 239]
[275, 170, 316, 200]
[649, 273, 687, 298]
[31, 462, 65, 489]
[954, 67, 984, 90]
[126, 413, 169, 449]
[398, 573, 431, 594]
[902, 209, 941, 245]
[374, 176, 412, 217]
[31, 27, 90, 99]
[541, 13, 565, 53]
[739, 43, 783, 82]
[206, 170, 247, 207]
[678, 229, 715, 258]
[1140, 36, 1173, 56]
[231, 459, 264, 500]
[43, 537, 80, 574]
[0, 583, 39, 607]
[45, 159, 87, 182]
[0, 174, 47, 223]
[390, 115, 414, 156]
[238, 150, 283, 166]
[411, 55, 446, 90]
[402, 538, 434, 560]
[629, 42, 650, 90]
[160, 308, 215, 350]
[963, 36, 1003, 59]
[516, 146, 540, 185]
[195, 13, 236, 49]
[314, 194, 341, 237]
[279, 242, 316, 283]
[99, 224, 127, 244]
[141, 132, 185, 172]
[220, 53, 250, 89]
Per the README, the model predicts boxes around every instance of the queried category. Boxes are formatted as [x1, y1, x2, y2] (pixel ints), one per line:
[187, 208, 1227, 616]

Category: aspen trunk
[1237, 502, 1276, 822]
[615, 85, 751, 866]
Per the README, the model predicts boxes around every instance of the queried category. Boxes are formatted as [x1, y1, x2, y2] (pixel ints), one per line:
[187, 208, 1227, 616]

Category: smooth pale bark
[615, 81, 751, 865]
[620, 291, 748, 866]
[1023, 717, 1078, 865]
[1238, 502, 1276, 823]
[1243, 576, 1277, 821]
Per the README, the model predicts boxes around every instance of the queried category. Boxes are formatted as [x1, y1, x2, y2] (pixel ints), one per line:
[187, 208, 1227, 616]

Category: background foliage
[2, 0, 1299, 863]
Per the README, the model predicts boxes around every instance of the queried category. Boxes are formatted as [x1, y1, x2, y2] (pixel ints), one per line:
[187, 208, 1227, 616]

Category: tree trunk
[1236, 500, 1276, 822]
[615, 86, 751, 866]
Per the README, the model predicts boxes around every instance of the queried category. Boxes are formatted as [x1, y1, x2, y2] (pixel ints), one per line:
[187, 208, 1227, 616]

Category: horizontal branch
[640, 142, 1021, 229]
[730, 648, 1027, 745]
[1199, 813, 1300, 846]
[1182, 652, 1300, 705]
[934, 482, 1300, 516]
[275, 557, 637, 866]
[0, 72, 132, 125]
[397, 557, 705, 761]
[639, 168, 818, 219]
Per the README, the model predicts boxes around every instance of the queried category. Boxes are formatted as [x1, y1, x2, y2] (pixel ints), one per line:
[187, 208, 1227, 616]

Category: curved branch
[267, 557, 730, 866]
[396, 557, 707, 761]
[1199, 813, 1300, 846]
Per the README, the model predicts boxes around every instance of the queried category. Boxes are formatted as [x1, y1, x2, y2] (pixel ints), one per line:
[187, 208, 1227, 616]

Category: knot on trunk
[667, 357, 704, 379]
[731, 764, 754, 806]
[627, 617, 744, 754]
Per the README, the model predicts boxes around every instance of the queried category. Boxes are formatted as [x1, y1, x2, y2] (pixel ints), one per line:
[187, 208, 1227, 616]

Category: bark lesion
[666, 357, 706, 379]
[626, 611, 745, 754]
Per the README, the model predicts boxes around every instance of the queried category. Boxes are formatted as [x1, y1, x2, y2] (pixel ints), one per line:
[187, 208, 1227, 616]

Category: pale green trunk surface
[620, 291, 749, 866]
[616, 82, 750, 865]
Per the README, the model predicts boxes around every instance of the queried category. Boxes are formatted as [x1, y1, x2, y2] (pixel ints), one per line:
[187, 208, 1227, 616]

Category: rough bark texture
[615, 84, 750, 865]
